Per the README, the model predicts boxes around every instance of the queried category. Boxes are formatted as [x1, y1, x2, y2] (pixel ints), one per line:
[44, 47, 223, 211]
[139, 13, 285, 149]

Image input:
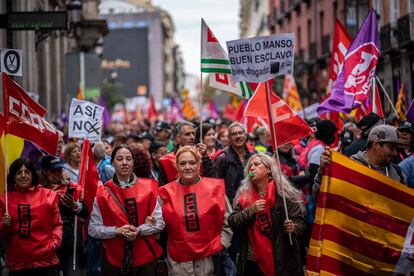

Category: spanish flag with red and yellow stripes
[307, 151, 414, 275]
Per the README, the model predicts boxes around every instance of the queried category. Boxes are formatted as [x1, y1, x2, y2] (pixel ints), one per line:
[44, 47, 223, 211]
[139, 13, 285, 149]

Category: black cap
[41, 155, 65, 170]
[359, 113, 382, 136]
[149, 141, 166, 154]
[137, 132, 154, 142]
[155, 121, 171, 132]
[397, 121, 414, 134]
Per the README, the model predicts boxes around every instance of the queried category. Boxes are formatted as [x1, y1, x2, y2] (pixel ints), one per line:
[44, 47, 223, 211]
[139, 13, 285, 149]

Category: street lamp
[67, 0, 82, 25]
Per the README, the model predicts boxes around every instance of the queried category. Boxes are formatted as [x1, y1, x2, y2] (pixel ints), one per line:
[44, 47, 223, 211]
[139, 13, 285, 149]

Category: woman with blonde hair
[229, 153, 305, 276]
[159, 145, 233, 275]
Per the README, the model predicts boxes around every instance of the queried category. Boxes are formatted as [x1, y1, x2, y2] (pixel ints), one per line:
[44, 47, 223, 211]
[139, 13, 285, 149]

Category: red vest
[159, 177, 225, 262]
[238, 182, 276, 276]
[0, 187, 62, 271]
[96, 178, 162, 268]
[298, 139, 325, 168]
[159, 152, 178, 182]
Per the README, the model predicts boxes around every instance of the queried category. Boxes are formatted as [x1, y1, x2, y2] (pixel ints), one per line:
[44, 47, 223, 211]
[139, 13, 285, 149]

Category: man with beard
[314, 125, 408, 200]
[158, 121, 216, 185]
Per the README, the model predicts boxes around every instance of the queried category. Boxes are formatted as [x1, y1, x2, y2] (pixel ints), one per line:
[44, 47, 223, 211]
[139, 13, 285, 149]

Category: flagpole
[3, 133, 7, 214]
[199, 19, 203, 143]
[375, 76, 399, 119]
[265, 81, 293, 245]
[372, 77, 376, 113]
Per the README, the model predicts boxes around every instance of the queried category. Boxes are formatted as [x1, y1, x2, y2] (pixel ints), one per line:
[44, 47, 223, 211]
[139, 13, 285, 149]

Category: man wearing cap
[154, 121, 174, 152]
[149, 141, 168, 181]
[395, 121, 414, 162]
[338, 129, 354, 153]
[41, 155, 89, 276]
[343, 113, 383, 157]
[314, 125, 408, 200]
[137, 132, 154, 153]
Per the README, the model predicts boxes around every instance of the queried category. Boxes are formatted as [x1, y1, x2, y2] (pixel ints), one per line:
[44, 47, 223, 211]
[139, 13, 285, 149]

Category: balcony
[390, 21, 399, 49]
[309, 42, 317, 61]
[398, 13, 414, 47]
[321, 34, 330, 56]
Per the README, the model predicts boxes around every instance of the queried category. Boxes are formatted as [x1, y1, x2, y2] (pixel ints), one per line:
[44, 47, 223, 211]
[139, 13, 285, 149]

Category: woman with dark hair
[0, 158, 63, 275]
[229, 153, 305, 276]
[88, 144, 164, 276]
[195, 123, 222, 160]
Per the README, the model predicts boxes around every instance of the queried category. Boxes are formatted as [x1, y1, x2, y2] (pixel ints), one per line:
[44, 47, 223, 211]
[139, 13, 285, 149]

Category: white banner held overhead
[226, 33, 295, 83]
[68, 98, 104, 142]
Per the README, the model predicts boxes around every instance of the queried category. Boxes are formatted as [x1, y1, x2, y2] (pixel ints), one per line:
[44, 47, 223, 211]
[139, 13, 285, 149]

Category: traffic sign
[0, 48, 23, 76]
[0, 12, 68, 30]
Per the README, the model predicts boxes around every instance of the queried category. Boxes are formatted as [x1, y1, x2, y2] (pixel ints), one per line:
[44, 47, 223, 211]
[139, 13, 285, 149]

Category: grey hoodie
[351, 151, 407, 184]
[313, 151, 407, 200]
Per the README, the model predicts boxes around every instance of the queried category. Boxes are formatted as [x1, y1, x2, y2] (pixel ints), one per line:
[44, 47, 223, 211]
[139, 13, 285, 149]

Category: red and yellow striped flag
[396, 85, 407, 120]
[307, 151, 414, 275]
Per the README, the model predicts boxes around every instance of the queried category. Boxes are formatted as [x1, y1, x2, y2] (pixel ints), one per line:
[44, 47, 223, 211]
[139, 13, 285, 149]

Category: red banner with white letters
[3, 73, 58, 155]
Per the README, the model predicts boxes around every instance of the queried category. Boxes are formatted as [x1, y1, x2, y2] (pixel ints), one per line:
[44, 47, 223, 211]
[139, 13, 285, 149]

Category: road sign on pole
[0, 48, 23, 76]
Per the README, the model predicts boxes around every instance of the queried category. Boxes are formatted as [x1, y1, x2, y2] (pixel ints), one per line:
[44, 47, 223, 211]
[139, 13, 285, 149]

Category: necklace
[259, 191, 266, 198]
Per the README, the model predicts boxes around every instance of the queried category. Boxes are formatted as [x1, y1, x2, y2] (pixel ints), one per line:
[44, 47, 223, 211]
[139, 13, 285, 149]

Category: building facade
[239, 0, 414, 115]
[99, 0, 185, 103]
[0, 0, 105, 119]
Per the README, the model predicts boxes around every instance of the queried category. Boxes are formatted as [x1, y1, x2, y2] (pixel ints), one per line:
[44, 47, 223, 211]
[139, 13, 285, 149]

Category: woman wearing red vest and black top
[229, 153, 305, 276]
[0, 158, 63, 276]
[88, 144, 164, 276]
[159, 145, 233, 276]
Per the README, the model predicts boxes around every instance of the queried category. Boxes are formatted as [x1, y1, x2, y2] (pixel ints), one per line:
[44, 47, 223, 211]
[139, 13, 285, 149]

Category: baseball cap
[367, 125, 408, 145]
[155, 121, 171, 132]
[41, 155, 65, 170]
[397, 121, 414, 134]
[137, 132, 154, 142]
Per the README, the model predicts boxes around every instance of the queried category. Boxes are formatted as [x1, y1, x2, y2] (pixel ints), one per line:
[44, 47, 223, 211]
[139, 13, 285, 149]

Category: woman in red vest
[0, 158, 63, 275]
[159, 145, 233, 276]
[88, 144, 164, 276]
[229, 153, 305, 276]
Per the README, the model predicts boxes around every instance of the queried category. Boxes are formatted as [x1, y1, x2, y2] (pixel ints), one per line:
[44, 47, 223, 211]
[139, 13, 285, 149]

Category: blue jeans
[86, 235, 102, 276]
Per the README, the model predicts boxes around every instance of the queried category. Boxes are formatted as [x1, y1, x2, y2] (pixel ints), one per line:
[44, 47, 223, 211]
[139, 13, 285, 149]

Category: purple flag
[318, 9, 380, 115]
[98, 95, 112, 128]
[407, 99, 414, 123]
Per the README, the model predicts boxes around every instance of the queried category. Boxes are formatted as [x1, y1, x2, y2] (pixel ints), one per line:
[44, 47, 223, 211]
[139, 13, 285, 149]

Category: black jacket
[214, 146, 253, 203]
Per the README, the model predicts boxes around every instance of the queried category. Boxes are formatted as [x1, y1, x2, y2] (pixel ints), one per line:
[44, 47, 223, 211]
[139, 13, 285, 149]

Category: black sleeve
[158, 166, 168, 186]
[308, 163, 320, 188]
[76, 201, 89, 219]
[201, 156, 216, 178]
[288, 175, 312, 189]
[214, 155, 226, 179]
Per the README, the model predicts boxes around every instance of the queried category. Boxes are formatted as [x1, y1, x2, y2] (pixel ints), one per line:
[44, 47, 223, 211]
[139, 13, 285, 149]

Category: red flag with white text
[245, 83, 313, 148]
[3, 73, 58, 155]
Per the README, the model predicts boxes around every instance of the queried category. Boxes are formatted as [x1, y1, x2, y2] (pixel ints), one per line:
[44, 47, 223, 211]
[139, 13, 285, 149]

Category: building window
[333, 1, 338, 19]
[308, 19, 312, 45]
[389, 0, 399, 22]
[374, 0, 383, 27]
[297, 26, 301, 49]
[346, 0, 369, 36]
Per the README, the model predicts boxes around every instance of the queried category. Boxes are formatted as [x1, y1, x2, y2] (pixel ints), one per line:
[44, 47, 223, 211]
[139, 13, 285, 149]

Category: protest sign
[69, 98, 104, 142]
[226, 33, 295, 83]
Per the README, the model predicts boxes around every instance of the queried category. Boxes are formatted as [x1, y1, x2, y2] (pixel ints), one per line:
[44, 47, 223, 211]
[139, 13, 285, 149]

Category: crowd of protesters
[0, 111, 412, 276]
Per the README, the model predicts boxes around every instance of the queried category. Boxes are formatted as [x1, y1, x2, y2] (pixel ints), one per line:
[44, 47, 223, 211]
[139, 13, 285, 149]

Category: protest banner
[68, 98, 104, 142]
[226, 33, 295, 83]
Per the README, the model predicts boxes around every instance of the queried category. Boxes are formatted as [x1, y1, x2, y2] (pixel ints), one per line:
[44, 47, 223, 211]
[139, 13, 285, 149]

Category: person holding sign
[159, 146, 233, 275]
[229, 153, 305, 276]
[0, 158, 63, 275]
[88, 144, 164, 276]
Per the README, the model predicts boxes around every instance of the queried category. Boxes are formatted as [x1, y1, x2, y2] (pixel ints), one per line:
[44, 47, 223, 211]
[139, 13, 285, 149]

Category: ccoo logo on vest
[0, 48, 23, 76]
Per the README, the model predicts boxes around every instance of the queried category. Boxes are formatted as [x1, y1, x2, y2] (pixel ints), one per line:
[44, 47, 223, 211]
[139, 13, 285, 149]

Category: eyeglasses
[229, 131, 245, 137]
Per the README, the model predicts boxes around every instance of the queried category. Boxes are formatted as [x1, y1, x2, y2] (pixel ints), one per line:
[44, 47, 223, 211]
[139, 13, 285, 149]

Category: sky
[153, 0, 240, 77]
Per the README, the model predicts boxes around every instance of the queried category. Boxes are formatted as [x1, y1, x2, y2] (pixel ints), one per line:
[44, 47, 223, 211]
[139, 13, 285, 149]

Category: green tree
[101, 80, 125, 111]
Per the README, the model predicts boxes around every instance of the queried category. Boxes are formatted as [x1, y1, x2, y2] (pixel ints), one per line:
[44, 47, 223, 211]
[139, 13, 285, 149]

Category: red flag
[368, 85, 384, 118]
[329, 20, 352, 84]
[245, 83, 313, 148]
[76, 139, 99, 214]
[147, 96, 158, 122]
[3, 73, 58, 155]
[223, 103, 237, 120]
